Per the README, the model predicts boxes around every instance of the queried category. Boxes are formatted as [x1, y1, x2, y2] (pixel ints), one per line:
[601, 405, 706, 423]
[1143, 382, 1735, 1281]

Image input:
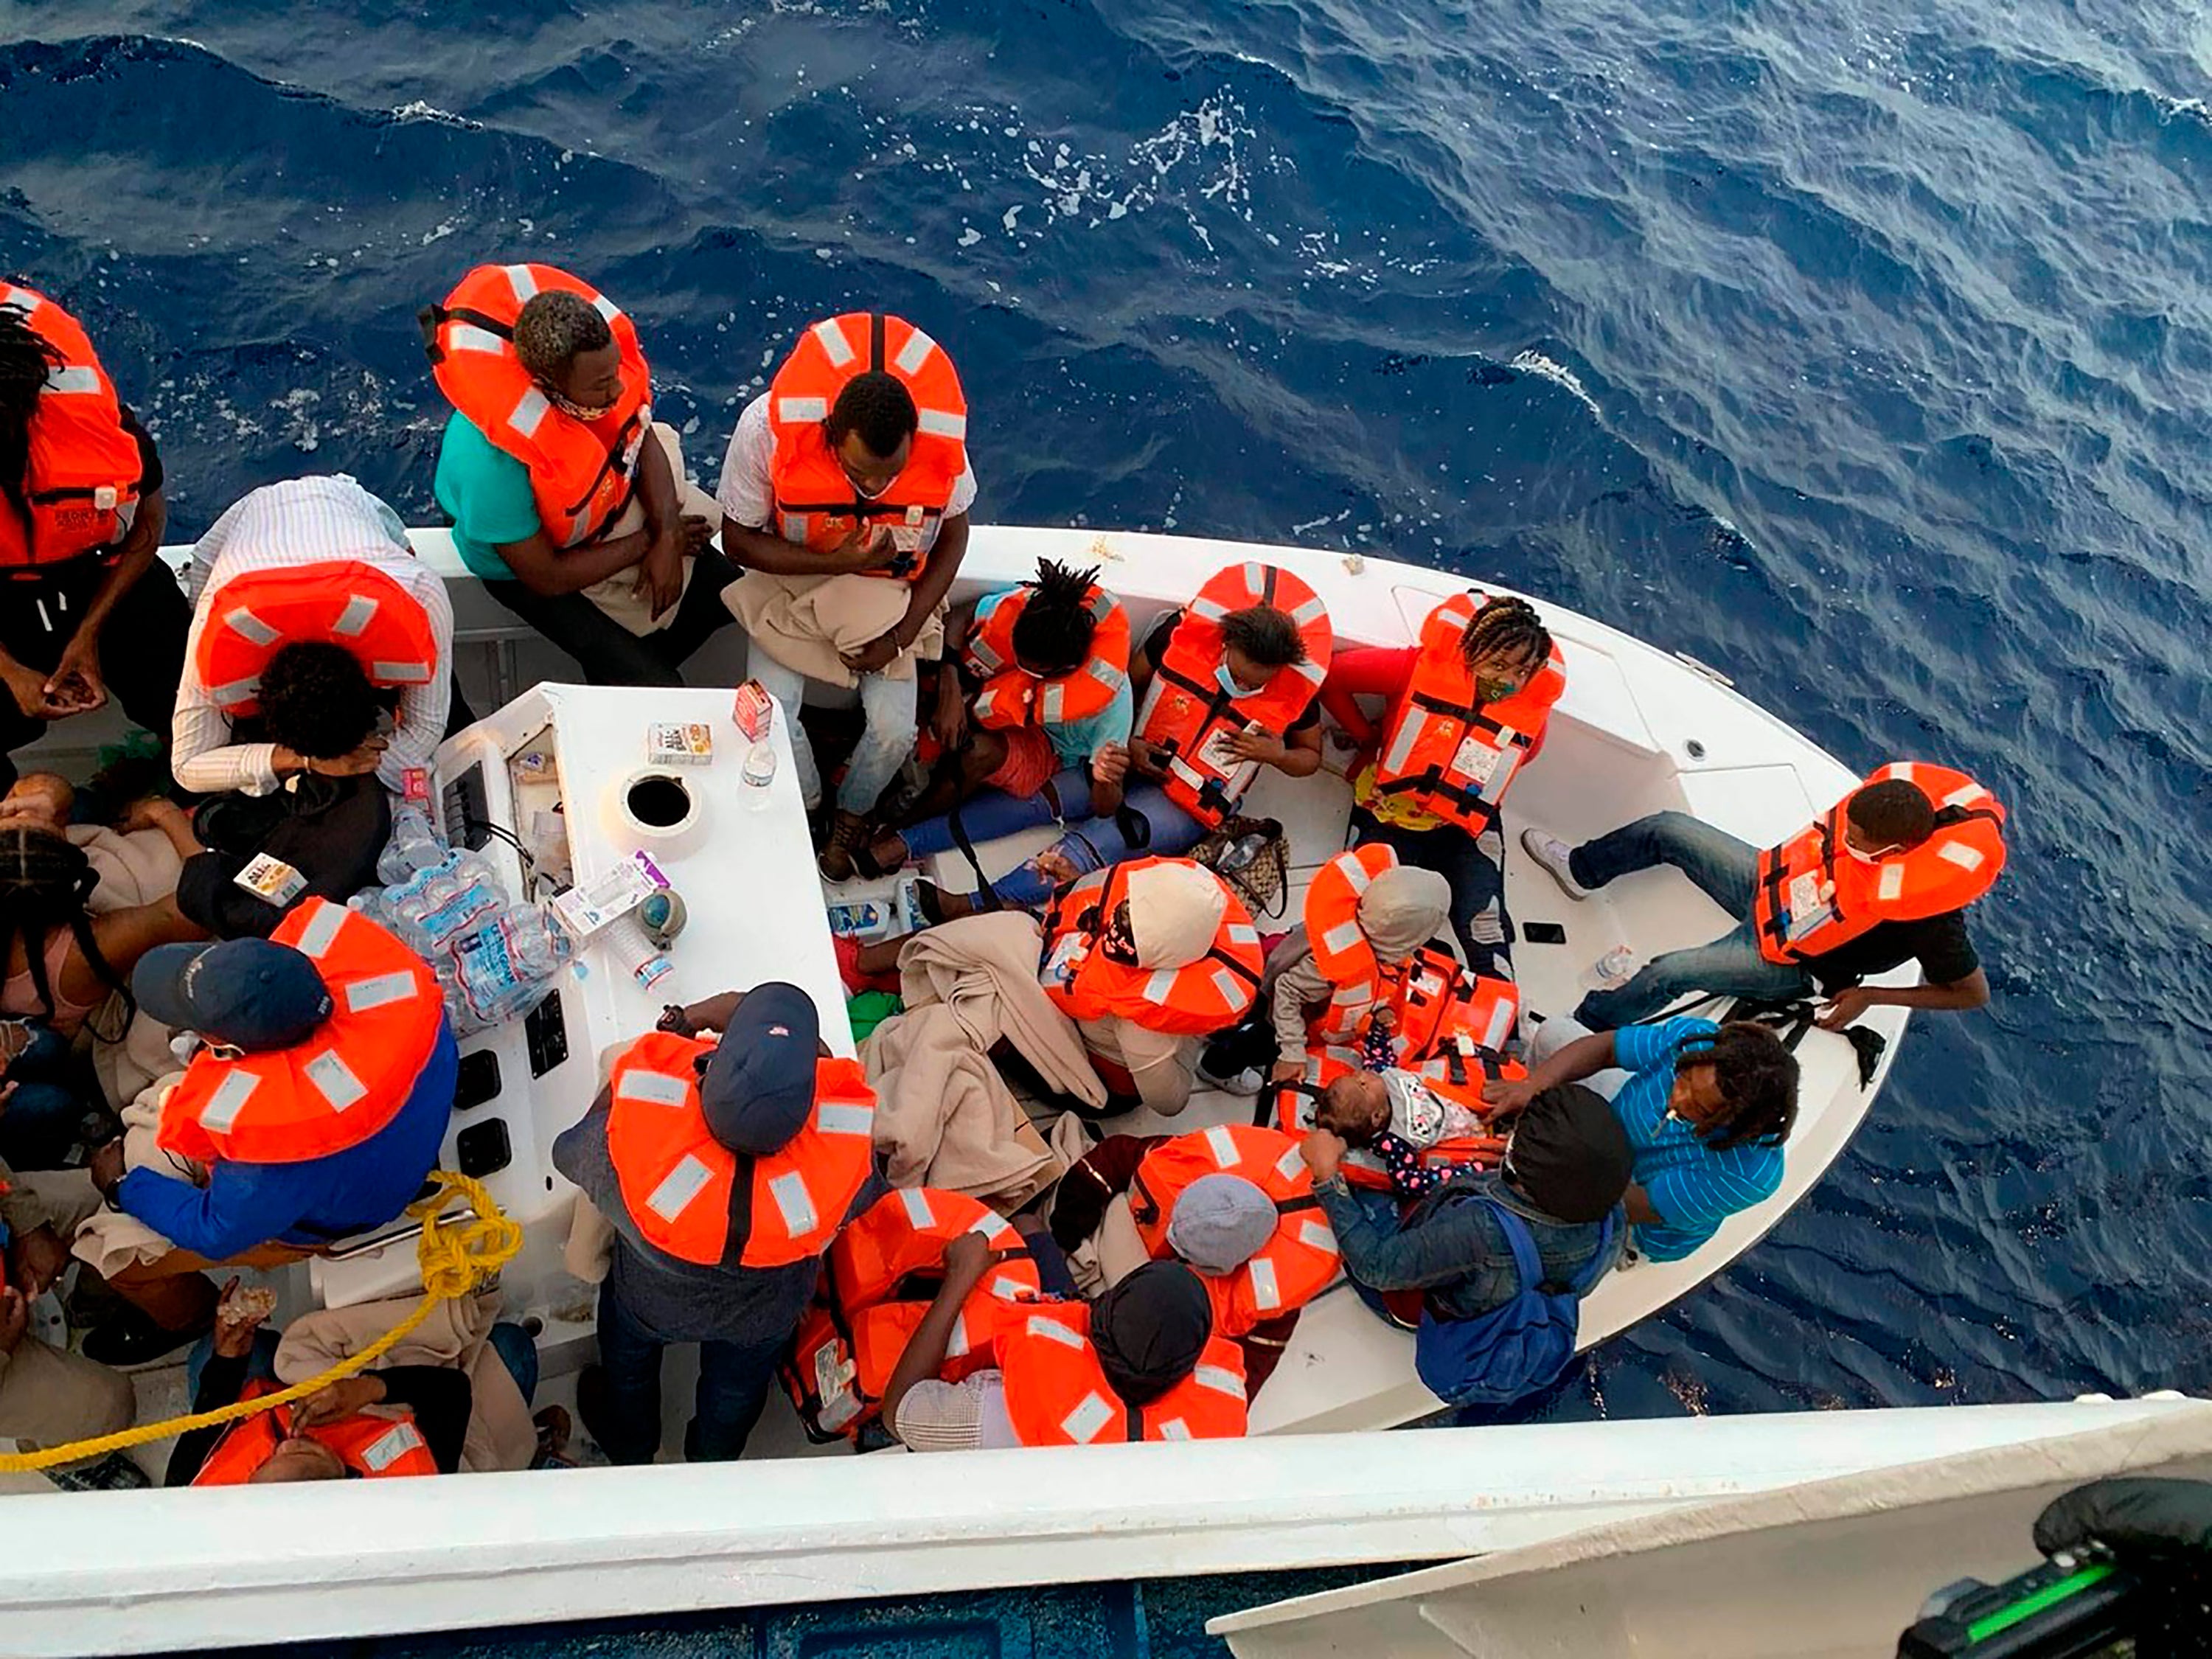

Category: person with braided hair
[1320, 590, 1567, 973]
[0, 288, 192, 795]
[1489, 1014, 1799, 1262]
[0, 824, 206, 1168]
[854, 557, 1135, 888]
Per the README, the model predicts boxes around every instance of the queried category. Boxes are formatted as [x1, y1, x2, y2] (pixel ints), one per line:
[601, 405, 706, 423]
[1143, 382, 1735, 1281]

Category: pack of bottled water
[352, 807, 568, 1034]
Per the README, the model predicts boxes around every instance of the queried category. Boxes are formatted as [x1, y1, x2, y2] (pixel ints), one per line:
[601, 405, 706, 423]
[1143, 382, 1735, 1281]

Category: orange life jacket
[964, 580, 1132, 731]
[422, 263, 653, 548]
[1370, 592, 1567, 831]
[603, 1032, 877, 1269]
[156, 900, 445, 1169]
[1302, 844, 1407, 1045]
[765, 312, 967, 579]
[195, 560, 440, 716]
[1134, 564, 1333, 827]
[189, 1380, 442, 1486]
[1270, 1046, 1512, 1192]
[1751, 762, 2006, 967]
[786, 1186, 1043, 1439]
[1127, 1124, 1340, 1338]
[0, 285, 143, 569]
[1040, 859, 1264, 1037]
[994, 1300, 1248, 1445]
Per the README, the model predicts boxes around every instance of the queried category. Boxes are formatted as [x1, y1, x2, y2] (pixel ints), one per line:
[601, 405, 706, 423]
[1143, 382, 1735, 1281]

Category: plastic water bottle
[742, 740, 776, 811]
[376, 806, 445, 888]
[392, 851, 504, 956]
[1214, 829, 1273, 874]
[605, 912, 675, 991]
[1591, 946, 1640, 990]
[451, 902, 573, 1030]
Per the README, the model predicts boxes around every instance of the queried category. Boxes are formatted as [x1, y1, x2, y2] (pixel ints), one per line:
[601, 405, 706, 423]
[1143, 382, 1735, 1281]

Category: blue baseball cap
[133, 938, 335, 1052]
[699, 982, 821, 1155]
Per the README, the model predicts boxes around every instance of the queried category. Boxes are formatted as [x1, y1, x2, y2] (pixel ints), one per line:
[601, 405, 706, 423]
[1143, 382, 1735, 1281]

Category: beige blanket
[576, 422, 723, 637]
[723, 569, 944, 687]
[69, 1073, 199, 1276]
[896, 913, 1107, 1107]
[273, 1291, 536, 1475]
[863, 1004, 1057, 1210]
[69, 824, 183, 915]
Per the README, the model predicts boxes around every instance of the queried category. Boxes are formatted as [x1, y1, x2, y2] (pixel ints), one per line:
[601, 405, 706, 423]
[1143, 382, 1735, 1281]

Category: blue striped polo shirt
[1611, 1017, 1786, 1262]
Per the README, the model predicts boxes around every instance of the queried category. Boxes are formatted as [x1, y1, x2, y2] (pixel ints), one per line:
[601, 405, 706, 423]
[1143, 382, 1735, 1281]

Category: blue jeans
[1349, 811, 1509, 977]
[0, 1023, 91, 1171]
[749, 652, 918, 815]
[1569, 811, 1813, 1029]
[485, 1320, 540, 1404]
[905, 771, 1207, 909]
[592, 1279, 787, 1465]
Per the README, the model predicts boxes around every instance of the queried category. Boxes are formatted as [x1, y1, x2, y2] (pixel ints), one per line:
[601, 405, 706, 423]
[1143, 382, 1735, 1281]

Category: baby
[1315, 1068, 1489, 1197]
[0, 772, 74, 833]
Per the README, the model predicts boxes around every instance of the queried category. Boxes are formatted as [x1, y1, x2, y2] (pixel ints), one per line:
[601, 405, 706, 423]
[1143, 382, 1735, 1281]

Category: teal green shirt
[433, 410, 541, 580]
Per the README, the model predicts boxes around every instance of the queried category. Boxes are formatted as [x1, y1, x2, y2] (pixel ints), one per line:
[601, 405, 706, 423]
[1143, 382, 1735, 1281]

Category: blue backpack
[1413, 1201, 1618, 1408]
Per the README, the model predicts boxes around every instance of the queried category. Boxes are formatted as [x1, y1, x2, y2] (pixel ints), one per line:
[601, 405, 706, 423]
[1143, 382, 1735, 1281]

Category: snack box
[732, 679, 775, 743]
[647, 722, 714, 766]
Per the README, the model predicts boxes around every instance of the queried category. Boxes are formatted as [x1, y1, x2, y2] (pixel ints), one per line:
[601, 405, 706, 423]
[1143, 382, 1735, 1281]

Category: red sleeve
[1318, 646, 1417, 746]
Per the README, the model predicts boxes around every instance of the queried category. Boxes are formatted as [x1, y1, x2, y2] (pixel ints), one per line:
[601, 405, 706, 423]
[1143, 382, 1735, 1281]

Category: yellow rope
[0, 1170, 524, 1474]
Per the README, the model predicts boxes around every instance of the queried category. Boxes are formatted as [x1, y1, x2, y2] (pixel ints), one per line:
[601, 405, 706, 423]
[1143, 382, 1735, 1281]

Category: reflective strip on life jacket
[1751, 762, 2006, 965]
[1127, 1122, 1340, 1337]
[1135, 563, 1333, 826]
[994, 1300, 1249, 1446]
[423, 263, 653, 548]
[195, 559, 442, 717]
[1369, 592, 1566, 832]
[156, 900, 445, 1169]
[0, 285, 144, 569]
[765, 312, 968, 577]
[603, 1032, 877, 1269]
[189, 1382, 441, 1486]
[966, 581, 1133, 732]
[1041, 858, 1265, 1038]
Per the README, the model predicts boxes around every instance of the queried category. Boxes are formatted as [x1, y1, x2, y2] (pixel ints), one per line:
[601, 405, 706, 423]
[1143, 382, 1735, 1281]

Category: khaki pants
[0, 1167, 133, 1453]
[0, 1332, 134, 1450]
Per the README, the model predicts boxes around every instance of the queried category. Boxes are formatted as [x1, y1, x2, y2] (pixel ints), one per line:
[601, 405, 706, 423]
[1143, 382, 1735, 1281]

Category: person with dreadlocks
[718, 314, 976, 877]
[1486, 1015, 1799, 1263]
[850, 558, 1134, 891]
[0, 825, 206, 1167]
[1522, 764, 2003, 1032]
[1320, 590, 1567, 973]
[0, 285, 192, 796]
[426, 265, 730, 686]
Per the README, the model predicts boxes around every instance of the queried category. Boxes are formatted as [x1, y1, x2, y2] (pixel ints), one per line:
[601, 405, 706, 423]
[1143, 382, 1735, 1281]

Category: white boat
[0, 521, 1960, 1650]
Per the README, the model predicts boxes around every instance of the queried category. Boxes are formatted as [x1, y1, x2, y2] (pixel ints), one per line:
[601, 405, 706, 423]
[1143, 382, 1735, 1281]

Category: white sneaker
[1198, 1063, 1265, 1097]
[1520, 828, 1591, 900]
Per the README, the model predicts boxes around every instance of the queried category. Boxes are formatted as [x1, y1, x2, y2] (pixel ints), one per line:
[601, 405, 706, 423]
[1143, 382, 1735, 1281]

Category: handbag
[1192, 815, 1288, 919]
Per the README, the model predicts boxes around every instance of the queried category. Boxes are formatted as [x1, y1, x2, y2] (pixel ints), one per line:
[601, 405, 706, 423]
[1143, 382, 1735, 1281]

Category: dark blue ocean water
[4, 0, 2207, 1420]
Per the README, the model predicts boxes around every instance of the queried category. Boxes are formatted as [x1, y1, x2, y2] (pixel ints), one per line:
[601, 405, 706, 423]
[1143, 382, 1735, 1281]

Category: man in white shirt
[172, 476, 456, 799]
[715, 338, 978, 879]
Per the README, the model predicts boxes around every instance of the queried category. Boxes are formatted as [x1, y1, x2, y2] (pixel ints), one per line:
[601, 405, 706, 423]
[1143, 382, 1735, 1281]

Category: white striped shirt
[172, 476, 454, 797]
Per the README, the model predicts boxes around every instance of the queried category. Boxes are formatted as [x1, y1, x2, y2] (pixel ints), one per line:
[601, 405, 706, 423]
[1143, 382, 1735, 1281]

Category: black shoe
[80, 1304, 209, 1368]
[45, 1451, 151, 1492]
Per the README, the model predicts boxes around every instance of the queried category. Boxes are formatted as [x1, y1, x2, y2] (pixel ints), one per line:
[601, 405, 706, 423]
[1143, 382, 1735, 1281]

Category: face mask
[1842, 839, 1900, 866]
[545, 385, 617, 422]
[1215, 664, 1264, 699]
